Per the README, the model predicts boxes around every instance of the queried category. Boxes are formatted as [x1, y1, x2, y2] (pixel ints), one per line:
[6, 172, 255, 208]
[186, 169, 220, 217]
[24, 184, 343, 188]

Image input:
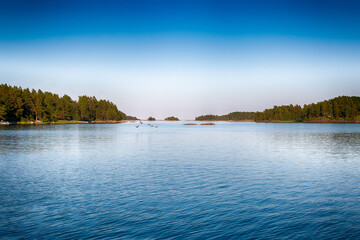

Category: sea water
[1, 122, 360, 239]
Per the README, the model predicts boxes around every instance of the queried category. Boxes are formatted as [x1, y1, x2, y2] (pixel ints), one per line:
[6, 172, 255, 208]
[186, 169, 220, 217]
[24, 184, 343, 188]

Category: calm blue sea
[1, 122, 360, 239]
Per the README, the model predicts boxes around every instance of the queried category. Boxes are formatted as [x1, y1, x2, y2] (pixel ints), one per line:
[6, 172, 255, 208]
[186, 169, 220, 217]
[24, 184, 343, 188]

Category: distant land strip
[195, 96, 360, 123]
[195, 112, 256, 121]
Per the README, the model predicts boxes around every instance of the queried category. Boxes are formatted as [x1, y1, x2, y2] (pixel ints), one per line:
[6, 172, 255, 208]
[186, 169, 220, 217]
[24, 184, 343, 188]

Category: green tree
[333, 101, 340, 119]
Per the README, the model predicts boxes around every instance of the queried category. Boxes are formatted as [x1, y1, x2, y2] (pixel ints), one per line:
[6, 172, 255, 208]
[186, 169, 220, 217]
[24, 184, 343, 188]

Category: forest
[254, 96, 360, 122]
[0, 84, 126, 123]
[195, 112, 257, 121]
[195, 96, 360, 123]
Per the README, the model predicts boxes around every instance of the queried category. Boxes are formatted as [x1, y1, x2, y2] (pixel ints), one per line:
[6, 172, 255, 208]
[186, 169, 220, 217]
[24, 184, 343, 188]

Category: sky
[0, 0, 360, 120]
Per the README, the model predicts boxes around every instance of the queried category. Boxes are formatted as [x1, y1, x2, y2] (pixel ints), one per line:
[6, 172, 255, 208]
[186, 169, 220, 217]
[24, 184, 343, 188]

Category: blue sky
[1, 0, 360, 119]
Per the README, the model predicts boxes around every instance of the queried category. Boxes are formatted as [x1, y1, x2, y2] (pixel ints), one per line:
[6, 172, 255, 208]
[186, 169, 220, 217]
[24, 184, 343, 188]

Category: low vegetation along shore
[196, 112, 256, 121]
[1, 84, 360, 124]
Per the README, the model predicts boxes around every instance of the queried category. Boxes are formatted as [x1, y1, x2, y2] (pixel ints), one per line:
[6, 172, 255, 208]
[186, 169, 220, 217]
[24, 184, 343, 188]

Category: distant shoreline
[193, 119, 360, 123]
[194, 120, 254, 122]
[255, 118, 360, 123]
[2, 119, 360, 125]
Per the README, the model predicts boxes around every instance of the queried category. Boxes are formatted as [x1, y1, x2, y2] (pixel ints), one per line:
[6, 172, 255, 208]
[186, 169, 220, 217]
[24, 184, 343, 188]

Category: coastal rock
[184, 123, 197, 125]
[200, 123, 215, 125]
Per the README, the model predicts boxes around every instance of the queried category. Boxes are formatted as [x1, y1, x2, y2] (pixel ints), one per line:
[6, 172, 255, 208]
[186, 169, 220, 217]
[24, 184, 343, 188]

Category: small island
[200, 122, 215, 125]
[164, 116, 179, 121]
[147, 116, 156, 121]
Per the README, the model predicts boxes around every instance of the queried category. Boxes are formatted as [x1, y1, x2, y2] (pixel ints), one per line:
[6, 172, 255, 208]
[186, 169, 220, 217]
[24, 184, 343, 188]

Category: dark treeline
[196, 112, 256, 121]
[0, 84, 126, 122]
[125, 115, 138, 120]
[255, 96, 360, 122]
[165, 116, 179, 121]
[195, 96, 360, 122]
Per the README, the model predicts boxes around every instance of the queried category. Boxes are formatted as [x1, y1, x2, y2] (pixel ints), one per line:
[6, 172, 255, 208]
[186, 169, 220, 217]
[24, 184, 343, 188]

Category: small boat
[0, 120, 10, 125]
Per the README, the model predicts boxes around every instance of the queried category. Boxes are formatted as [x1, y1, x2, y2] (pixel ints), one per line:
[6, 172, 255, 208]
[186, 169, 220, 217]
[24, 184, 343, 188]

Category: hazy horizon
[1, 0, 360, 119]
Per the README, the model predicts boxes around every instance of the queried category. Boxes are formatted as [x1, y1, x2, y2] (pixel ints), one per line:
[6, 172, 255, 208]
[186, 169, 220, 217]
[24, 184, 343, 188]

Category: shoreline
[193, 119, 360, 124]
[193, 120, 254, 122]
[2, 119, 360, 125]
[255, 120, 360, 124]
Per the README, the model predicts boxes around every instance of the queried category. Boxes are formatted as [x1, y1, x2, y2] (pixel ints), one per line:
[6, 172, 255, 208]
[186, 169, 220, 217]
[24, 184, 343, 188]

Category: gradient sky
[1, 0, 360, 119]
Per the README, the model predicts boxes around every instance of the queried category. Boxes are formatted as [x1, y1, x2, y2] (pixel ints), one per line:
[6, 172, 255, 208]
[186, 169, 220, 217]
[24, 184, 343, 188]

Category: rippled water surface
[1, 122, 360, 239]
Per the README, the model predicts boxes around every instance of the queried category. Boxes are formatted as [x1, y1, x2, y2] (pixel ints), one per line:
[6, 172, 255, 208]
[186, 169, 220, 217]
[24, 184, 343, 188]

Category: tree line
[1, 84, 359, 123]
[195, 96, 360, 122]
[0, 84, 126, 122]
[254, 96, 360, 122]
[195, 112, 257, 121]
[165, 116, 179, 121]
[125, 115, 138, 120]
